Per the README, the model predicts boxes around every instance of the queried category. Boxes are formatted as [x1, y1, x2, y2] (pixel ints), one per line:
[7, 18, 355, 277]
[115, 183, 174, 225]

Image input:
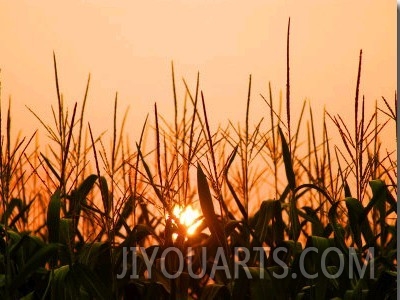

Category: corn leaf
[47, 189, 61, 244]
[278, 126, 295, 190]
[197, 164, 228, 255]
[11, 243, 58, 289]
[201, 284, 231, 300]
[99, 176, 110, 215]
[233, 267, 275, 300]
[328, 202, 348, 255]
[72, 262, 111, 300]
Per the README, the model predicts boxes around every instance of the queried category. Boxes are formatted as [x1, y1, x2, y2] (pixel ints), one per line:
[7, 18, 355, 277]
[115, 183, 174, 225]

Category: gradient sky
[0, 1, 396, 149]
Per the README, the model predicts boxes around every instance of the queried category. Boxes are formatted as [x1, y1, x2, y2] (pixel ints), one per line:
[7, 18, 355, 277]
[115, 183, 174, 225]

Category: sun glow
[172, 205, 201, 235]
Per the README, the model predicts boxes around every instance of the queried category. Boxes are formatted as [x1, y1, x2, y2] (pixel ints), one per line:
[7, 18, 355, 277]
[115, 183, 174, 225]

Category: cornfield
[0, 24, 396, 299]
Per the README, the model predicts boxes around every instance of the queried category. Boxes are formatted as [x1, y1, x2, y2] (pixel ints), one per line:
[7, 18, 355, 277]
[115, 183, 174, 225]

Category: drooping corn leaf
[1, 198, 23, 225]
[77, 174, 98, 199]
[298, 206, 324, 237]
[365, 179, 395, 245]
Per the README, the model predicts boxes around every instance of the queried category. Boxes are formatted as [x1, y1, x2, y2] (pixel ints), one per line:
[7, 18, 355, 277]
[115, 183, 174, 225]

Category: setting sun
[172, 205, 202, 235]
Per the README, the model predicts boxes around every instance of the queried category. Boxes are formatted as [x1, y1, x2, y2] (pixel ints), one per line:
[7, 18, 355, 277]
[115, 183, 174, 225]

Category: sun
[172, 205, 201, 235]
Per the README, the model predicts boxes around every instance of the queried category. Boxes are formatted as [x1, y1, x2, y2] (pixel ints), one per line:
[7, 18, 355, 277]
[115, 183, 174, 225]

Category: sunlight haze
[0, 1, 396, 148]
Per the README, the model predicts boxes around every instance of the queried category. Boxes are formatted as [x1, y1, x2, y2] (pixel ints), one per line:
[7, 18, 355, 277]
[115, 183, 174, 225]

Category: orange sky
[0, 1, 396, 149]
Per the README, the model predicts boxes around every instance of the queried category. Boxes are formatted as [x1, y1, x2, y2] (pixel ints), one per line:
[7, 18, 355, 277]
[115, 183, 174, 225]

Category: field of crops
[0, 30, 397, 299]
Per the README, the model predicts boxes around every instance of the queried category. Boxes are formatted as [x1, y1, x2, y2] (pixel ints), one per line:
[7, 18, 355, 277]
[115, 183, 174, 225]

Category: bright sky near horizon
[0, 1, 396, 150]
